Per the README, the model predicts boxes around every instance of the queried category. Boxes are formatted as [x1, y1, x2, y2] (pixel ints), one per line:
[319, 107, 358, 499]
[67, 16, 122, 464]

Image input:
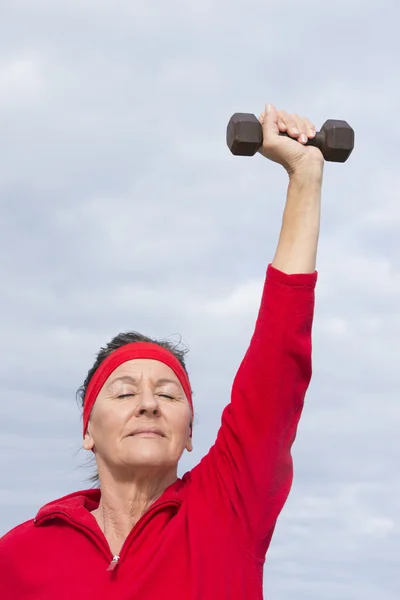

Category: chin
[124, 449, 173, 468]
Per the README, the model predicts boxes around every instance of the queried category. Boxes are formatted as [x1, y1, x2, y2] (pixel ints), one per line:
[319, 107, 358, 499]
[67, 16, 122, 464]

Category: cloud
[0, 56, 45, 108]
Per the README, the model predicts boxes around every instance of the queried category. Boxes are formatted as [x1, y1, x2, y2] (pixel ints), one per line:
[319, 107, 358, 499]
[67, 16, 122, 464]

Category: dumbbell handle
[278, 130, 324, 149]
[250, 123, 332, 154]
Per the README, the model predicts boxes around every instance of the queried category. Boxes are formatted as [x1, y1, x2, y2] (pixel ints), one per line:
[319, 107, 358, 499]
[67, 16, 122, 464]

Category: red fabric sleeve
[189, 264, 317, 560]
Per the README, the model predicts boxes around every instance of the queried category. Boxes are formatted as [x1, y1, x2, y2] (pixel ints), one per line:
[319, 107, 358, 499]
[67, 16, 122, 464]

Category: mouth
[128, 429, 165, 438]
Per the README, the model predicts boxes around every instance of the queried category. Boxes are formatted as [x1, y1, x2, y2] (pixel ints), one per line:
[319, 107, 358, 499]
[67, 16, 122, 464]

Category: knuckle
[295, 115, 307, 132]
[278, 109, 290, 121]
[285, 116, 296, 127]
[304, 117, 316, 134]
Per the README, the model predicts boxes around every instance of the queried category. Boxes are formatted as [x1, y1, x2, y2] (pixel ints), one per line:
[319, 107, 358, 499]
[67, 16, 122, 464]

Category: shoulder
[0, 487, 99, 548]
[0, 519, 38, 572]
[1, 518, 36, 547]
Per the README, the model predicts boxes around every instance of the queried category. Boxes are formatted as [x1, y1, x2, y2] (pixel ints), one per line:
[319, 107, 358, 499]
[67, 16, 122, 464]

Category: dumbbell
[226, 113, 355, 162]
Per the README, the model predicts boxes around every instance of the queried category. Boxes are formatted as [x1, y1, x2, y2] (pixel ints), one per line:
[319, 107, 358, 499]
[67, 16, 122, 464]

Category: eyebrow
[107, 375, 182, 391]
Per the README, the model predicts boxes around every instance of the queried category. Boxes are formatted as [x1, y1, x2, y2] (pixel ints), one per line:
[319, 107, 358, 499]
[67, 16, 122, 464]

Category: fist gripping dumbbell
[226, 113, 355, 163]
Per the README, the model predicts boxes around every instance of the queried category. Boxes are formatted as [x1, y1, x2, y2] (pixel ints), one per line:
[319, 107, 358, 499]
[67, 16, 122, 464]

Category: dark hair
[76, 331, 192, 485]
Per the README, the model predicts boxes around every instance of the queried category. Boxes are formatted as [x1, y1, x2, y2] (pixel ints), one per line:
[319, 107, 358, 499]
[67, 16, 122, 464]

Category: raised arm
[189, 104, 324, 559]
[264, 103, 323, 274]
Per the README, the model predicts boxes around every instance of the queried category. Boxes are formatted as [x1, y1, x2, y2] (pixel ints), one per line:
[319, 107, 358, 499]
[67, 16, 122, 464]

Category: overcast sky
[0, 1, 399, 598]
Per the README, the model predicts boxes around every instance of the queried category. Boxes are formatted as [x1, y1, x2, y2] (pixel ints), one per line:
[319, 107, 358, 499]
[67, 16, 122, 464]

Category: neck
[92, 469, 177, 556]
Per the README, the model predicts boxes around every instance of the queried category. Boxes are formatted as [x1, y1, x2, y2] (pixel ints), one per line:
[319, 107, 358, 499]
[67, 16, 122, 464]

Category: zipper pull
[107, 555, 120, 571]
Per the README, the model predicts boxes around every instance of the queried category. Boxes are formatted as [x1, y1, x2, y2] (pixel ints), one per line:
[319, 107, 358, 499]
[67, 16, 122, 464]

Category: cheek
[90, 401, 130, 438]
[169, 409, 192, 438]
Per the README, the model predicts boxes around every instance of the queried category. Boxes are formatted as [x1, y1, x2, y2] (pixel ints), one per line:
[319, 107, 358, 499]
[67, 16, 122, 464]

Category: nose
[134, 387, 161, 417]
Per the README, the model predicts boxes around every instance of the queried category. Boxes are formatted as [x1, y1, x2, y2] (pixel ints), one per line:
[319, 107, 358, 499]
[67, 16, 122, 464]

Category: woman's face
[83, 359, 193, 478]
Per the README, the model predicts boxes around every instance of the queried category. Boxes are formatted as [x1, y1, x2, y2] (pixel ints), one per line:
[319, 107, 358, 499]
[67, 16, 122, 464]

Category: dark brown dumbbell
[227, 113, 355, 162]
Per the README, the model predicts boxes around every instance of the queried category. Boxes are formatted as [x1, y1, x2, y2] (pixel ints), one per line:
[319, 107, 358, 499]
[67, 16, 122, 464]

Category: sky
[0, 0, 399, 598]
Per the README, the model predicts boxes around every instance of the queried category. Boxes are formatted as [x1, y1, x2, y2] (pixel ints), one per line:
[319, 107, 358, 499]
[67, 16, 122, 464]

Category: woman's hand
[258, 104, 324, 177]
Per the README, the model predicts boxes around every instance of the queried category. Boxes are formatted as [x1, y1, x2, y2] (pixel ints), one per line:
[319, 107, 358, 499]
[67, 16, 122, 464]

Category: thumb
[260, 103, 279, 137]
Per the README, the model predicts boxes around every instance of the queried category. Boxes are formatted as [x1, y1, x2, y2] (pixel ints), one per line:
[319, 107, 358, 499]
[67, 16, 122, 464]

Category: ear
[185, 434, 193, 453]
[83, 428, 95, 451]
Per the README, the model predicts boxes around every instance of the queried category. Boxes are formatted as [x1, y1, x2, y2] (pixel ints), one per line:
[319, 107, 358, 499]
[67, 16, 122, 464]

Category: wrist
[287, 156, 324, 184]
[283, 158, 323, 225]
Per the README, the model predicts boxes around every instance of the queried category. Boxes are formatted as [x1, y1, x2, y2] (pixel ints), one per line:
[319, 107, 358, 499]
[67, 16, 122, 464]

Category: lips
[128, 428, 165, 437]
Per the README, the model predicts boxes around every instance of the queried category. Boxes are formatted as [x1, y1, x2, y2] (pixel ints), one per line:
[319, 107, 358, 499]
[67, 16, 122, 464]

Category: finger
[262, 103, 279, 136]
[277, 118, 287, 132]
[277, 110, 301, 139]
[302, 117, 316, 139]
[275, 110, 287, 131]
[292, 114, 309, 144]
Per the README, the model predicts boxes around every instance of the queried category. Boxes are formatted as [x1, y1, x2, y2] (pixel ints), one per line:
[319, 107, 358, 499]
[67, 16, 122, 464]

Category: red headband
[83, 342, 193, 436]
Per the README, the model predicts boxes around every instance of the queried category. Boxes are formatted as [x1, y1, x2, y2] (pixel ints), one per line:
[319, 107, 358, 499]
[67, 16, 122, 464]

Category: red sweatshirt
[0, 265, 317, 600]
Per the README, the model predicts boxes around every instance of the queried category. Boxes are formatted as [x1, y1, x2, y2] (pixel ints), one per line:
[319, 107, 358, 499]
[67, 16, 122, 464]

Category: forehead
[105, 358, 180, 385]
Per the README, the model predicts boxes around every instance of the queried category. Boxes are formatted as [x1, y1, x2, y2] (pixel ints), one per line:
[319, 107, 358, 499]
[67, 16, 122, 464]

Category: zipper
[117, 499, 181, 566]
[107, 555, 120, 571]
[35, 498, 182, 572]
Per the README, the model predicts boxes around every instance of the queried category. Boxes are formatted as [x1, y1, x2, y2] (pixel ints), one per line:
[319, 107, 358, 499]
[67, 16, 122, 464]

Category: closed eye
[117, 393, 175, 400]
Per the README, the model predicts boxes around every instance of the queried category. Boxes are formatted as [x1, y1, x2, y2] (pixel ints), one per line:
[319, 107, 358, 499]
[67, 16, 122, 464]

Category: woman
[0, 104, 323, 599]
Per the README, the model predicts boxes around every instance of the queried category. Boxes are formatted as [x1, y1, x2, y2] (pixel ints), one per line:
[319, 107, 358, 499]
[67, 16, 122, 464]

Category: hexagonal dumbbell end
[317, 120, 355, 163]
[226, 113, 263, 156]
[226, 113, 355, 162]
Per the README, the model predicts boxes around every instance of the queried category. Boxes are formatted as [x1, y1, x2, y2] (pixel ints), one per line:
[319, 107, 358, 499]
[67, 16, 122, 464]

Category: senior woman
[1, 104, 323, 599]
